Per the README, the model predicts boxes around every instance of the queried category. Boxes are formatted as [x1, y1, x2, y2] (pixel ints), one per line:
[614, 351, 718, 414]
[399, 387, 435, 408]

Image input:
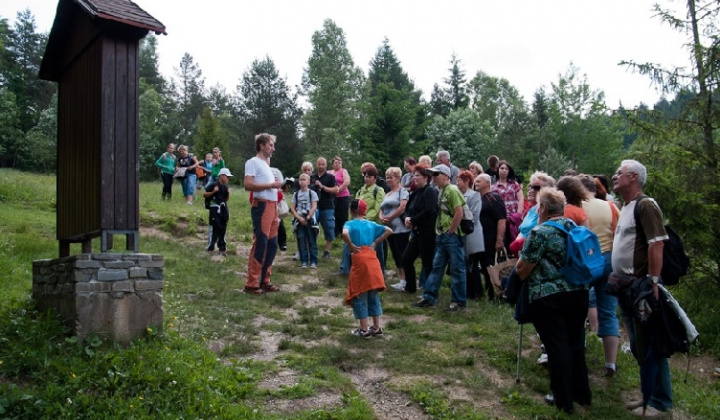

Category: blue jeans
[595, 251, 620, 337]
[181, 174, 196, 197]
[621, 304, 674, 411]
[351, 291, 382, 319]
[316, 209, 336, 242]
[296, 222, 318, 265]
[422, 233, 467, 306]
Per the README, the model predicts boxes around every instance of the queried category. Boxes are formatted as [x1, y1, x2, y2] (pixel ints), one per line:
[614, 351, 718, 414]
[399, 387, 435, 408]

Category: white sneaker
[537, 352, 549, 365]
[390, 280, 407, 291]
[293, 251, 300, 260]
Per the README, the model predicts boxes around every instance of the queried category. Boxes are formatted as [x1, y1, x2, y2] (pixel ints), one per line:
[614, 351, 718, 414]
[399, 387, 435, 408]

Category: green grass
[1, 168, 719, 419]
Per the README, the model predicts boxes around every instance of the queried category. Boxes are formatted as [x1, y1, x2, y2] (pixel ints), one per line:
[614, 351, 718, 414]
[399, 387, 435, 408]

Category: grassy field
[1, 168, 718, 419]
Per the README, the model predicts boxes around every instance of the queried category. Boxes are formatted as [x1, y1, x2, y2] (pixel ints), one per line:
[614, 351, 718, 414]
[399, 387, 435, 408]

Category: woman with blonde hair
[380, 167, 410, 290]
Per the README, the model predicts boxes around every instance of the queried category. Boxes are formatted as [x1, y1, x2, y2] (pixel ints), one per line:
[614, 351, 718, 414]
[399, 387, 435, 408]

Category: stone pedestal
[32, 253, 164, 345]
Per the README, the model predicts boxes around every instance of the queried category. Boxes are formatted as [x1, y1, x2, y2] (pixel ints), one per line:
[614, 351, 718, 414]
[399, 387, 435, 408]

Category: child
[200, 153, 213, 188]
[290, 173, 319, 268]
[203, 167, 232, 256]
[343, 199, 392, 338]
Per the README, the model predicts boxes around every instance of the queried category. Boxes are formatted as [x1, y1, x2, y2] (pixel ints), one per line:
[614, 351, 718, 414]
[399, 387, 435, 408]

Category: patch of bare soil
[140, 226, 171, 241]
[348, 367, 430, 420]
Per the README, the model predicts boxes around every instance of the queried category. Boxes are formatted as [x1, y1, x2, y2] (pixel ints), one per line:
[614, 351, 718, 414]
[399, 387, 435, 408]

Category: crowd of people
[155, 136, 674, 418]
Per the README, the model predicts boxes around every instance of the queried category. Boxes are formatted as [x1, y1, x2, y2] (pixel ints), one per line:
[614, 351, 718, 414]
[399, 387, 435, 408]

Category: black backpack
[634, 196, 690, 286]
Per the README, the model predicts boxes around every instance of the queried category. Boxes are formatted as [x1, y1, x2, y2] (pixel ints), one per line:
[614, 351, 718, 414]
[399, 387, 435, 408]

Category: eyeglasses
[431, 173, 442, 177]
[530, 185, 542, 191]
[614, 170, 635, 177]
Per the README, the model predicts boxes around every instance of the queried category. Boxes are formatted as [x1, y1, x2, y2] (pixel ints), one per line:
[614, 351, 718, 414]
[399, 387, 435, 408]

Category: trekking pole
[516, 323, 523, 383]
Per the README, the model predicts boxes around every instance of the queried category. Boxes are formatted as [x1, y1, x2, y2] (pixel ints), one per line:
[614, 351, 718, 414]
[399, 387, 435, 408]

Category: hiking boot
[390, 280, 406, 291]
[219, 251, 228, 257]
[350, 328, 372, 338]
[604, 366, 617, 378]
[369, 326, 384, 337]
[279, 245, 287, 251]
[260, 283, 280, 292]
[411, 298, 435, 308]
[322, 251, 331, 259]
[243, 286, 263, 295]
[445, 302, 466, 313]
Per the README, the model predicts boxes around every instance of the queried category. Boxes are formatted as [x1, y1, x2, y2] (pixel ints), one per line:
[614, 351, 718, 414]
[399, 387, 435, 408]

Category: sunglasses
[530, 185, 542, 191]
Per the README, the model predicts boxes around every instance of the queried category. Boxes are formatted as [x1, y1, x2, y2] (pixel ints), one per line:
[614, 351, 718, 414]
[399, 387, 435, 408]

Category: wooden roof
[40, 0, 166, 82]
[73, 0, 166, 35]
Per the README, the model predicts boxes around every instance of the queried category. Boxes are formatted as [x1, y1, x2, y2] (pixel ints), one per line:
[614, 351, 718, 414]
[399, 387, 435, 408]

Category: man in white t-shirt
[244, 133, 283, 294]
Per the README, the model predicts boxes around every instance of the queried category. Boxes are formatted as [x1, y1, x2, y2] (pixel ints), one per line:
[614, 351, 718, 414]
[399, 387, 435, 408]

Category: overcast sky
[2, 0, 691, 108]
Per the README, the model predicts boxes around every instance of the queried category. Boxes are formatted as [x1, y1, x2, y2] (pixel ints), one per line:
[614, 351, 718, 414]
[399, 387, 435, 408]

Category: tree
[20, 93, 57, 172]
[193, 107, 226, 160]
[352, 39, 423, 169]
[6, 10, 54, 132]
[468, 71, 526, 133]
[545, 64, 623, 175]
[430, 53, 469, 118]
[139, 34, 165, 94]
[621, 0, 720, 288]
[301, 19, 363, 159]
[0, 87, 22, 160]
[173, 53, 206, 146]
[425, 108, 495, 169]
[238, 56, 303, 176]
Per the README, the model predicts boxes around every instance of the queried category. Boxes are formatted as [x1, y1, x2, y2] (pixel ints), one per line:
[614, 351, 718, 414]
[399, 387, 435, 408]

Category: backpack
[634, 196, 690, 286]
[545, 220, 605, 286]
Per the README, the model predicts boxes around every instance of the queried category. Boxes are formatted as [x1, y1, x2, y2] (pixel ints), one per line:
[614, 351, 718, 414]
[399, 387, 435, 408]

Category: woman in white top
[380, 167, 411, 290]
[458, 170, 485, 299]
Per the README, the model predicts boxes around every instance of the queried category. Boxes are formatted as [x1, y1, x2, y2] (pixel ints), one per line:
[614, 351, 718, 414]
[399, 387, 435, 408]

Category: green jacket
[155, 152, 176, 175]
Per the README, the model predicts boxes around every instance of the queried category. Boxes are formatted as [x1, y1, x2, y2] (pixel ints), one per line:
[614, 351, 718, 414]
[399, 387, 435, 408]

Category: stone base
[32, 253, 164, 345]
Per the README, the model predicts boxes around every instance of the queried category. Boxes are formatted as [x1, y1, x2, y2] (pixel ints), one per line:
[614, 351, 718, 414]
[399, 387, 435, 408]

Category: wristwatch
[646, 274, 660, 284]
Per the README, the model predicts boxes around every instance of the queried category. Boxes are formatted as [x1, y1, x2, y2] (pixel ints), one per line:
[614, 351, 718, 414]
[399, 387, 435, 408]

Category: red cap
[357, 199, 368, 216]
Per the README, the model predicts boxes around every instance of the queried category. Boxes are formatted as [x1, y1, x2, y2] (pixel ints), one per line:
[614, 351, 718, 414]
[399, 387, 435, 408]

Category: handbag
[606, 272, 638, 296]
[277, 199, 290, 219]
[488, 248, 517, 298]
[503, 268, 532, 324]
[173, 167, 187, 178]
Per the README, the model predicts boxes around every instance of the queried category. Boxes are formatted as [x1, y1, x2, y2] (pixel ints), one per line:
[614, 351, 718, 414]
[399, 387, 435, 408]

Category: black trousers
[278, 219, 287, 249]
[209, 216, 227, 251]
[531, 289, 591, 414]
[334, 196, 350, 238]
[466, 252, 483, 299]
[161, 172, 173, 199]
[401, 229, 436, 293]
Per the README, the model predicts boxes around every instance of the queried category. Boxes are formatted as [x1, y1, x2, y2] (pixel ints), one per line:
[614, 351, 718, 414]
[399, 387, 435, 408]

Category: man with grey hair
[435, 150, 460, 185]
[611, 159, 672, 418]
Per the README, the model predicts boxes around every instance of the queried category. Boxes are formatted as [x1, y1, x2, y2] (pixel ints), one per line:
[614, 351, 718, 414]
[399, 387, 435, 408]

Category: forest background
[0, 1, 719, 330]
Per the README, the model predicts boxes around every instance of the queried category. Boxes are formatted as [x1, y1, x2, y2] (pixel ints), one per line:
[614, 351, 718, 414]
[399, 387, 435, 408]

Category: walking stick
[516, 323, 523, 383]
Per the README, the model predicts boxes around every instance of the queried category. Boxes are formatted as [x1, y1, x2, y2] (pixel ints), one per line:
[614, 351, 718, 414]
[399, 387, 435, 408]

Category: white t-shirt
[292, 189, 318, 216]
[245, 156, 277, 201]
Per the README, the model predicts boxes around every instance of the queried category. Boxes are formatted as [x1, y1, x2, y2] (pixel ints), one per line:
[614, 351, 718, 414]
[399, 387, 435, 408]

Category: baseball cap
[425, 164, 451, 178]
[357, 199, 368, 216]
[218, 168, 233, 177]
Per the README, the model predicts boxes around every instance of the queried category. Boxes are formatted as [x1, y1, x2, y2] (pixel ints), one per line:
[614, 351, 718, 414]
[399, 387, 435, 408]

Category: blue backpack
[545, 220, 604, 286]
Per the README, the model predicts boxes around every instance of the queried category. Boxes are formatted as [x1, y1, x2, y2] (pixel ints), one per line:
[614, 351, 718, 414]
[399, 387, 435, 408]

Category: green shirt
[520, 217, 586, 303]
[211, 158, 225, 178]
[436, 185, 466, 234]
[356, 185, 385, 223]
